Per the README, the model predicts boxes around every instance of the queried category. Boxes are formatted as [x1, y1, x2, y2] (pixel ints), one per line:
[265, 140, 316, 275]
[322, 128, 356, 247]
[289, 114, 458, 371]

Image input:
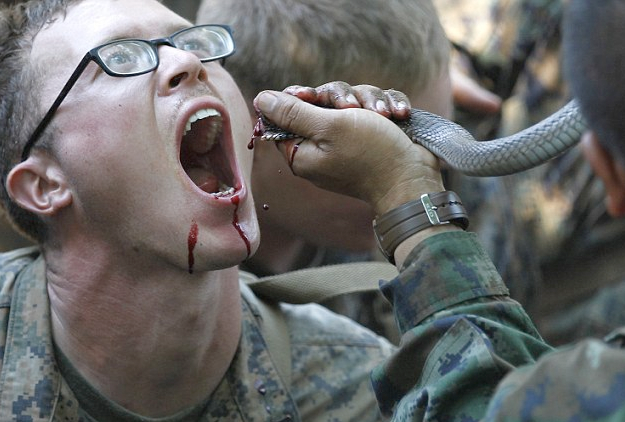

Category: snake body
[257, 99, 587, 177]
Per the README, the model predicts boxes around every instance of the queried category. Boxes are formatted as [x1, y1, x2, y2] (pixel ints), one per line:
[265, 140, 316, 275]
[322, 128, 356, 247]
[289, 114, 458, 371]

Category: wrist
[372, 177, 445, 217]
[373, 191, 469, 265]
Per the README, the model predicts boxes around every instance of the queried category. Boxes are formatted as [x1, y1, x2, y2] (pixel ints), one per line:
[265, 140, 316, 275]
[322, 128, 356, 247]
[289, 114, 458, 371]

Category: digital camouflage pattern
[0, 247, 393, 421]
[5, 229, 625, 420]
[373, 231, 625, 421]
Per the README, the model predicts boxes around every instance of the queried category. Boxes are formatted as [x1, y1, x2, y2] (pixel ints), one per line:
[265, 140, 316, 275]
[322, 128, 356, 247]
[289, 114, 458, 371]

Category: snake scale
[256, 99, 587, 177]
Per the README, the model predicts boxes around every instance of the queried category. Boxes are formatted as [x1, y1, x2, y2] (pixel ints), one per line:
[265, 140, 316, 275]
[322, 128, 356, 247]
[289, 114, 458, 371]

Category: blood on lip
[184, 190, 249, 274]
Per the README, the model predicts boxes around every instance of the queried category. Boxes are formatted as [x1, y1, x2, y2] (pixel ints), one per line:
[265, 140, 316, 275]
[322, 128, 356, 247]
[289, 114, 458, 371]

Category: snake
[254, 99, 587, 177]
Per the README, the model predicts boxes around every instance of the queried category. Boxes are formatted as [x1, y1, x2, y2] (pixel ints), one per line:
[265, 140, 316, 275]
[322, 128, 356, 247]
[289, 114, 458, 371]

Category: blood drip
[248, 118, 265, 150]
[187, 221, 199, 274]
[288, 143, 299, 170]
[230, 195, 251, 257]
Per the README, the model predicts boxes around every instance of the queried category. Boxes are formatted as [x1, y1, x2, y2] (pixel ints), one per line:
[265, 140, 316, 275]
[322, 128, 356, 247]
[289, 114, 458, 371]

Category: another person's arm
[253, 83, 625, 422]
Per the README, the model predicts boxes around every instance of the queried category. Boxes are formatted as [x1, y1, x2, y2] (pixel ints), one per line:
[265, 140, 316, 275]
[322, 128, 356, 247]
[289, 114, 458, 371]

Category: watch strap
[373, 191, 469, 264]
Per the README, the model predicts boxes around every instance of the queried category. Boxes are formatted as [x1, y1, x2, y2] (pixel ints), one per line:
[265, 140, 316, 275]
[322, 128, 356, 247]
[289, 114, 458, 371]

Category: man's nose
[155, 45, 207, 94]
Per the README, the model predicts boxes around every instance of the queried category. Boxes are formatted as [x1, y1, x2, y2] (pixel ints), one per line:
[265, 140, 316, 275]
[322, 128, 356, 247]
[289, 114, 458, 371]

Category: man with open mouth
[4, 0, 620, 421]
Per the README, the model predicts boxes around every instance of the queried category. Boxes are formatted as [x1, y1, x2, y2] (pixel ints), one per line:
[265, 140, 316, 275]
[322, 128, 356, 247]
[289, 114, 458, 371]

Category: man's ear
[581, 130, 625, 217]
[5, 154, 72, 216]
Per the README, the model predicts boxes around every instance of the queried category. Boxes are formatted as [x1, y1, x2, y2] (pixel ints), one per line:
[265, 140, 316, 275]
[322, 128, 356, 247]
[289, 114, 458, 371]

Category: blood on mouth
[186, 193, 251, 275]
[182, 114, 251, 270]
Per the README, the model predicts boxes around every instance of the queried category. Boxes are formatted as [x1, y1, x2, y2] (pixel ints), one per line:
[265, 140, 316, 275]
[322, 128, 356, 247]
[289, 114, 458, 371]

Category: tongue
[187, 167, 220, 193]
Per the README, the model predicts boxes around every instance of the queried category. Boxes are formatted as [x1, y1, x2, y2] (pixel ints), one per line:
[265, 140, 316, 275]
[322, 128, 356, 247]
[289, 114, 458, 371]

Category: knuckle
[386, 88, 408, 101]
[328, 81, 351, 90]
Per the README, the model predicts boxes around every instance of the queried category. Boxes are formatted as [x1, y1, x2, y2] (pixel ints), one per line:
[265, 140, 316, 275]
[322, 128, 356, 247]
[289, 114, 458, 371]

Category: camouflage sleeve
[371, 231, 553, 420]
[483, 333, 625, 421]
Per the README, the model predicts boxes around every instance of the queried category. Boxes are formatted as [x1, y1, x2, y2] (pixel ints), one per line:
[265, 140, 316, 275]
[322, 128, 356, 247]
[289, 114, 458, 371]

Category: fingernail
[346, 94, 359, 104]
[257, 92, 278, 113]
[376, 99, 388, 112]
[396, 101, 408, 110]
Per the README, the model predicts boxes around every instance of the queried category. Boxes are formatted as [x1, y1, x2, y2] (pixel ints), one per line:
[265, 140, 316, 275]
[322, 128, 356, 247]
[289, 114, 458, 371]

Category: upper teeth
[184, 108, 220, 134]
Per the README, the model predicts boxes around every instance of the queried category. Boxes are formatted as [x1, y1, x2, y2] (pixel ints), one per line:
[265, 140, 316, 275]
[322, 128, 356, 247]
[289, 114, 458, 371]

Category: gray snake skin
[256, 100, 587, 177]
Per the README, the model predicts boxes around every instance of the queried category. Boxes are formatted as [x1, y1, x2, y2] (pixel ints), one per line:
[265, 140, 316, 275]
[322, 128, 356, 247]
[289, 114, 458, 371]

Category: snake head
[251, 106, 300, 143]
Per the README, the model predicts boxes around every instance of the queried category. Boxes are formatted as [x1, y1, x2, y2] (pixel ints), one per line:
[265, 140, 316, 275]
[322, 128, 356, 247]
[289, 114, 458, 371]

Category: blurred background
[162, 0, 202, 21]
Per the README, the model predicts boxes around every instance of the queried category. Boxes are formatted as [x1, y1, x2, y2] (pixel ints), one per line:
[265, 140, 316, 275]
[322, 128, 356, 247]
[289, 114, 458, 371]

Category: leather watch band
[373, 191, 469, 264]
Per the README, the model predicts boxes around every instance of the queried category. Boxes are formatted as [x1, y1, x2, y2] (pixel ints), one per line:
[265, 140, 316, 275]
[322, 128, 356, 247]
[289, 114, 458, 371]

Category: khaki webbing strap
[239, 279, 293, 387]
[246, 261, 399, 304]
[256, 299, 292, 387]
[240, 261, 398, 388]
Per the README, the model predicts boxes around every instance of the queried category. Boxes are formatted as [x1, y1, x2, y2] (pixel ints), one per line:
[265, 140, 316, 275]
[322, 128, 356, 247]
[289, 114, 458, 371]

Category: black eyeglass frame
[21, 24, 235, 161]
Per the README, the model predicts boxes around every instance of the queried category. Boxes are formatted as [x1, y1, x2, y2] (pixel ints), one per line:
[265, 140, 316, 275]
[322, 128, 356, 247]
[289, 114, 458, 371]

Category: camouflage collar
[0, 250, 298, 421]
[0, 249, 60, 421]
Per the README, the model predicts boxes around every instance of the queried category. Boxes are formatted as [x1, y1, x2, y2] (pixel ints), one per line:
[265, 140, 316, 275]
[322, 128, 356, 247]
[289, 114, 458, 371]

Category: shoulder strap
[239, 275, 292, 387]
[247, 261, 398, 304]
[241, 261, 398, 387]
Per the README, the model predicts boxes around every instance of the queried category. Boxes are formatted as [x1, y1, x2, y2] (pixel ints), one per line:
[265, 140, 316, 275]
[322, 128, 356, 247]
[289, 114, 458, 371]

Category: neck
[44, 241, 242, 417]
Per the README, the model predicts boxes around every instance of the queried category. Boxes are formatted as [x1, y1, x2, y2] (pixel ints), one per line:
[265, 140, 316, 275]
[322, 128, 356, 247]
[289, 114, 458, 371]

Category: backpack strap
[239, 274, 293, 387]
[246, 261, 398, 304]
[240, 261, 399, 387]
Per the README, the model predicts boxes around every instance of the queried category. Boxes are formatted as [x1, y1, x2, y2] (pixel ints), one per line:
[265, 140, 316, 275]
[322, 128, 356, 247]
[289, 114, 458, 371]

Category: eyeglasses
[21, 24, 235, 161]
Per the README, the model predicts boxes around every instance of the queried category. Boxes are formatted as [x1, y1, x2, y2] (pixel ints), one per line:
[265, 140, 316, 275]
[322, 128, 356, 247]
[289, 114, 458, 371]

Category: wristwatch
[373, 191, 469, 264]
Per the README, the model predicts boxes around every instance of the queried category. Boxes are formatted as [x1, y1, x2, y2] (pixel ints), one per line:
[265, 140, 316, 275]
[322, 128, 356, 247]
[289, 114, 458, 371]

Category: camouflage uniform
[6, 230, 625, 420]
[373, 231, 625, 421]
[0, 247, 393, 421]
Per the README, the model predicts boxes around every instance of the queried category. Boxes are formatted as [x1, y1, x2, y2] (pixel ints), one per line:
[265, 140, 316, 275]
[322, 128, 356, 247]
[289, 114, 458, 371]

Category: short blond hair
[197, 0, 450, 104]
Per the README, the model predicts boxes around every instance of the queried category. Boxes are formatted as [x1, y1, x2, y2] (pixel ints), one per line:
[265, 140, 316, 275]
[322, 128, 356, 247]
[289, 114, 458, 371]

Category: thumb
[254, 90, 334, 139]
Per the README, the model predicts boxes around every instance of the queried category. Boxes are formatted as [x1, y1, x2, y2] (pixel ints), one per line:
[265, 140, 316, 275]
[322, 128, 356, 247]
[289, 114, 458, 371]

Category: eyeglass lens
[98, 41, 158, 75]
[172, 26, 234, 60]
[95, 26, 234, 76]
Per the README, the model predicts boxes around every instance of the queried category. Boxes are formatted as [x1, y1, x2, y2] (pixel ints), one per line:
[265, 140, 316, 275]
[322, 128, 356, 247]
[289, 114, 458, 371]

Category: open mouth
[180, 108, 236, 198]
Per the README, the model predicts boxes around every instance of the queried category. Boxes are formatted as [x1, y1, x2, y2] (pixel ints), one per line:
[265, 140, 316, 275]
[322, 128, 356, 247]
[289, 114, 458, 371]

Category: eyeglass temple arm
[22, 53, 93, 161]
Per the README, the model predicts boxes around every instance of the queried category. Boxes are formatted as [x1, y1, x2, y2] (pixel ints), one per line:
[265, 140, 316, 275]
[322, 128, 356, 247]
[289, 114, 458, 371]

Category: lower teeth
[211, 187, 235, 197]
